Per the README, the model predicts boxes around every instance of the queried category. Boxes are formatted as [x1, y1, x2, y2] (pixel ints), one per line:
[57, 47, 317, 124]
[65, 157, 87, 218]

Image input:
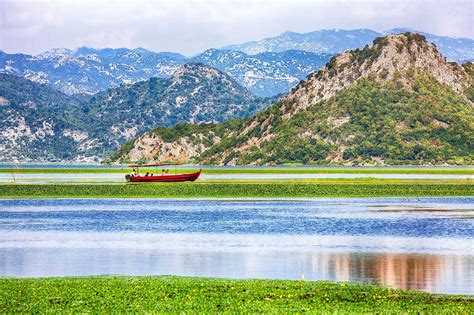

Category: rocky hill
[223, 28, 474, 62]
[0, 64, 275, 162]
[85, 63, 274, 148]
[385, 28, 474, 62]
[113, 33, 474, 165]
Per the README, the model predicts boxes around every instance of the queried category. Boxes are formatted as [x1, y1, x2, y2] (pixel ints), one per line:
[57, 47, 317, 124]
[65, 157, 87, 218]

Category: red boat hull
[126, 170, 201, 182]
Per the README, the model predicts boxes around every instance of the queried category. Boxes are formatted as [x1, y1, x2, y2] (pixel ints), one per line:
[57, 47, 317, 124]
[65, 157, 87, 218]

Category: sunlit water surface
[0, 197, 473, 294]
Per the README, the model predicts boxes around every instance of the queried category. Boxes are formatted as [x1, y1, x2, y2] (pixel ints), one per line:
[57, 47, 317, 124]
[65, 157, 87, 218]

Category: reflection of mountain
[319, 252, 469, 294]
[369, 253, 442, 292]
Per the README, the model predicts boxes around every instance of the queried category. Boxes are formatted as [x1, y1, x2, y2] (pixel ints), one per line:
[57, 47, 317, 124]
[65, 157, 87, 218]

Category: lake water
[0, 197, 473, 294]
[0, 173, 472, 184]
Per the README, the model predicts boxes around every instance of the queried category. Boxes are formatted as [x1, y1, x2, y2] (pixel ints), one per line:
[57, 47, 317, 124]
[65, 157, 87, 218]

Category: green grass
[0, 179, 472, 198]
[0, 166, 473, 174]
[0, 276, 472, 313]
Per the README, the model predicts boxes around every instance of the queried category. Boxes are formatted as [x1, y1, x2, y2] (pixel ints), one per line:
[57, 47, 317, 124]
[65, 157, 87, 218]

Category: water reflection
[328, 252, 469, 293]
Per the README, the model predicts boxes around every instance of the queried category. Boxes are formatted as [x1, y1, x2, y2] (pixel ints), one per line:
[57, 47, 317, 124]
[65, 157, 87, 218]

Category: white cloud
[0, 0, 472, 55]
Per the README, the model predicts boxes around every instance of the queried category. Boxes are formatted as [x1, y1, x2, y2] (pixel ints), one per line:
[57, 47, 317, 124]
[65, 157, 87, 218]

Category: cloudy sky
[1, 0, 472, 56]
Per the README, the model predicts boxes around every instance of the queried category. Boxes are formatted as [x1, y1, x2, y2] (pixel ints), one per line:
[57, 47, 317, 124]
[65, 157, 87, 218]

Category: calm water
[0, 197, 473, 294]
[0, 173, 472, 184]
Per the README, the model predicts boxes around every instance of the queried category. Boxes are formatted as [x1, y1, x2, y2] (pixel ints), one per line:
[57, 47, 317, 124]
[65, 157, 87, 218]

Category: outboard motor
[125, 174, 132, 182]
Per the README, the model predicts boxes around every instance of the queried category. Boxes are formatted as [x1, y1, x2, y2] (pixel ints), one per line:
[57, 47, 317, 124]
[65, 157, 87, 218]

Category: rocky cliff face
[114, 34, 474, 166]
[122, 130, 219, 163]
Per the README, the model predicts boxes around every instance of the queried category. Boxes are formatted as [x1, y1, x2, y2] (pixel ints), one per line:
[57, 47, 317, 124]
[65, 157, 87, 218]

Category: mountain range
[223, 28, 474, 62]
[223, 29, 381, 55]
[112, 33, 474, 166]
[1, 28, 472, 98]
[192, 49, 330, 96]
[0, 47, 330, 97]
[0, 48, 186, 95]
[1, 29, 473, 164]
[0, 64, 275, 162]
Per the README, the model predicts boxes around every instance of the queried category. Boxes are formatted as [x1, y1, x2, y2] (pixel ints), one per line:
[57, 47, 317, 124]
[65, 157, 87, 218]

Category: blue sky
[1, 0, 473, 56]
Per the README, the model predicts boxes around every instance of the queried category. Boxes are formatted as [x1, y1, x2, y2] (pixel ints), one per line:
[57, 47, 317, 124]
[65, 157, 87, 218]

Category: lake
[0, 197, 472, 294]
[0, 173, 472, 184]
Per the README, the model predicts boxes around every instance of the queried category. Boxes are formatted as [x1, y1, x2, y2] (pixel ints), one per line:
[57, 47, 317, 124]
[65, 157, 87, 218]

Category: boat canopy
[128, 162, 183, 167]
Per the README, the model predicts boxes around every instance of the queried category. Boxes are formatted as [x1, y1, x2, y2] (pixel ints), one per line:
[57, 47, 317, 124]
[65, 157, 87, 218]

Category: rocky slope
[114, 33, 474, 165]
[0, 64, 275, 162]
[223, 28, 474, 62]
[0, 74, 92, 162]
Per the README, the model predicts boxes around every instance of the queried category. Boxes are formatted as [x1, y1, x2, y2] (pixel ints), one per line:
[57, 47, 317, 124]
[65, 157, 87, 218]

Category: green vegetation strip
[1, 167, 473, 174]
[1, 276, 472, 313]
[1, 180, 472, 198]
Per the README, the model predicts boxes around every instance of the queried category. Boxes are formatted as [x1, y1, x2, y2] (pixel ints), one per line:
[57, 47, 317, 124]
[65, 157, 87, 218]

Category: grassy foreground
[0, 276, 472, 313]
[0, 179, 472, 198]
[1, 166, 473, 174]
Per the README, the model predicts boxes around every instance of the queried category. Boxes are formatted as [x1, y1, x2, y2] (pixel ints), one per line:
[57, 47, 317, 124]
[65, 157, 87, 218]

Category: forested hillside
[112, 34, 474, 166]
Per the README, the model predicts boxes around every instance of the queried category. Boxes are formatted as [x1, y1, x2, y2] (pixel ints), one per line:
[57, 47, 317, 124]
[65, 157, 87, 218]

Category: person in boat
[131, 169, 137, 177]
[162, 169, 169, 175]
[145, 172, 150, 176]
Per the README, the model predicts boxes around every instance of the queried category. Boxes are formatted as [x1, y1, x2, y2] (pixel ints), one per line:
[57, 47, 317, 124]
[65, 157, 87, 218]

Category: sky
[1, 0, 473, 56]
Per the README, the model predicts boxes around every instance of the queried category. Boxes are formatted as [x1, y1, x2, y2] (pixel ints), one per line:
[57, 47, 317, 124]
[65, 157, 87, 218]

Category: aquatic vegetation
[0, 179, 472, 198]
[0, 276, 472, 313]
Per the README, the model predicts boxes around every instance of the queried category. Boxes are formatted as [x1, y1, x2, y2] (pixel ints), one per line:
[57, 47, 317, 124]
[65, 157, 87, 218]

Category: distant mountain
[222, 28, 474, 62]
[0, 48, 187, 95]
[0, 64, 275, 162]
[114, 34, 474, 166]
[2, 28, 471, 98]
[192, 49, 331, 96]
[0, 48, 331, 97]
[223, 29, 382, 55]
